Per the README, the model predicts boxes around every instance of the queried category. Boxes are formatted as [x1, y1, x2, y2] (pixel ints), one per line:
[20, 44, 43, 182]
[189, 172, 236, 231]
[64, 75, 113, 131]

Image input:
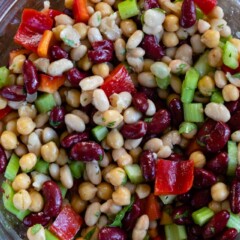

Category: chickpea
[71, 194, 87, 213]
[120, 19, 137, 37]
[222, 84, 239, 102]
[162, 32, 179, 47]
[105, 167, 127, 186]
[97, 182, 113, 200]
[95, 2, 113, 17]
[41, 141, 59, 163]
[65, 89, 81, 108]
[208, 200, 222, 213]
[117, 153, 133, 167]
[73, 23, 89, 40]
[163, 14, 179, 32]
[201, 30, 220, 48]
[19, 153, 37, 172]
[112, 186, 131, 206]
[13, 189, 32, 211]
[92, 63, 110, 78]
[78, 182, 97, 201]
[17, 117, 36, 135]
[208, 47, 223, 67]
[28, 190, 44, 212]
[12, 173, 31, 191]
[0, 130, 18, 150]
[198, 76, 215, 97]
[211, 182, 229, 202]
[6, 120, 18, 135]
[135, 184, 151, 199]
[106, 129, 124, 149]
[189, 151, 206, 168]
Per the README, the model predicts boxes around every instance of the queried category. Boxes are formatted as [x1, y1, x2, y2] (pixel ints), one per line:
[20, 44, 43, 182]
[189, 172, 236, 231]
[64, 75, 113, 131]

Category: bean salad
[0, 0, 240, 239]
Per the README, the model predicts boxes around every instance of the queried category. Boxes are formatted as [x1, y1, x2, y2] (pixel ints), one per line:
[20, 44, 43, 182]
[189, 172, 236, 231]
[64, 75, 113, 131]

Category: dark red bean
[138, 86, 158, 102]
[139, 150, 156, 182]
[141, 34, 165, 60]
[172, 205, 192, 225]
[143, 0, 159, 9]
[61, 132, 89, 148]
[88, 40, 114, 64]
[187, 225, 203, 240]
[23, 60, 39, 94]
[50, 45, 69, 60]
[70, 141, 104, 162]
[202, 210, 230, 239]
[132, 92, 149, 113]
[228, 110, 240, 131]
[0, 145, 7, 174]
[235, 165, 240, 181]
[197, 119, 230, 153]
[230, 179, 240, 214]
[218, 228, 238, 240]
[191, 189, 211, 209]
[120, 121, 147, 139]
[194, 168, 217, 188]
[176, 191, 192, 204]
[225, 100, 239, 113]
[66, 67, 88, 87]
[23, 212, 51, 227]
[168, 153, 185, 162]
[168, 98, 183, 128]
[1, 85, 26, 101]
[49, 106, 65, 129]
[42, 180, 62, 217]
[180, 0, 196, 28]
[206, 152, 228, 175]
[98, 227, 127, 240]
[147, 109, 171, 134]
[63, 8, 73, 18]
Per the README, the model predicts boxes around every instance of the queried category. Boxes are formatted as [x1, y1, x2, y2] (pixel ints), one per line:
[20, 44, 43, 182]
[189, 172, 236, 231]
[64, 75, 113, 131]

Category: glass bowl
[0, 0, 239, 239]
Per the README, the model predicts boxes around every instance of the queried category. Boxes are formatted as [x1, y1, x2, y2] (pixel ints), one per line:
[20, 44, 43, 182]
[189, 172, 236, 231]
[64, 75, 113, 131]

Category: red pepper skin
[43, 9, 63, 19]
[221, 63, 240, 75]
[154, 159, 194, 195]
[0, 106, 12, 120]
[101, 64, 136, 97]
[14, 9, 53, 52]
[194, 0, 217, 14]
[145, 193, 161, 221]
[49, 205, 83, 240]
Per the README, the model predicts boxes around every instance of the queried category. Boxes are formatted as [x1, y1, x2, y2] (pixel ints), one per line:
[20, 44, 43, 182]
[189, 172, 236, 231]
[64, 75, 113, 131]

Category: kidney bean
[147, 109, 171, 134]
[168, 153, 185, 162]
[202, 210, 230, 239]
[194, 168, 217, 188]
[138, 86, 157, 102]
[206, 152, 228, 175]
[176, 191, 192, 204]
[99, 227, 127, 240]
[197, 119, 230, 153]
[230, 179, 240, 214]
[61, 132, 89, 148]
[139, 150, 156, 182]
[141, 34, 165, 61]
[70, 141, 104, 162]
[121, 121, 147, 139]
[66, 67, 88, 87]
[168, 98, 183, 128]
[0, 145, 7, 174]
[180, 0, 196, 28]
[172, 205, 192, 225]
[88, 40, 114, 64]
[225, 100, 239, 113]
[50, 45, 69, 60]
[42, 180, 62, 218]
[132, 92, 149, 113]
[228, 110, 240, 131]
[235, 166, 240, 181]
[49, 106, 66, 129]
[23, 212, 51, 227]
[143, 0, 159, 9]
[23, 60, 39, 94]
[191, 189, 211, 209]
[218, 228, 238, 240]
[63, 8, 73, 18]
[1, 85, 26, 101]
[187, 225, 203, 240]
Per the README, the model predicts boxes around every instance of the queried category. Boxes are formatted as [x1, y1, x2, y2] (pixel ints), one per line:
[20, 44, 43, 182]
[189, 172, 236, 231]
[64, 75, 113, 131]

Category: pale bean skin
[88, 11, 102, 27]
[27, 225, 46, 240]
[55, 14, 74, 26]
[72, 110, 90, 124]
[80, 91, 93, 107]
[27, 132, 41, 156]
[126, 30, 144, 49]
[169, 60, 190, 74]
[92, 89, 110, 112]
[95, 2, 113, 17]
[48, 59, 74, 76]
[132, 215, 149, 240]
[100, 199, 122, 215]
[157, 145, 172, 158]
[13, 189, 32, 211]
[49, 163, 60, 180]
[211, 182, 229, 202]
[106, 129, 124, 149]
[86, 161, 102, 185]
[124, 138, 142, 150]
[198, 19, 211, 33]
[112, 186, 131, 206]
[80, 76, 104, 91]
[60, 25, 80, 48]
[65, 114, 86, 132]
[70, 45, 88, 61]
[204, 103, 230, 122]
[231, 131, 240, 142]
[214, 70, 227, 88]
[123, 107, 142, 124]
[85, 202, 101, 226]
[88, 27, 103, 43]
[190, 34, 206, 54]
[136, 184, 151, 199]
[114, 38, 126, 62]
[138, 72, 157, 88]
[60, 165, 74, 189]
[175, 44, 193, 65]
[144, 138, 163, 153]
[161, 130, 181, 149]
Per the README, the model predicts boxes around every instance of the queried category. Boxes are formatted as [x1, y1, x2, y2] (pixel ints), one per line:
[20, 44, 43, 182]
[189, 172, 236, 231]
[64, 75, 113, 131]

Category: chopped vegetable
[4, 154, 20, 181]
[223, 41, 239, 70]
[37, 30, 55, 58]
[192, 207, 214, 226]
[179, 122, 197, 134]
[164, 224, 187, 240]
[0, 66, 10, 88]
[226, 212, 240, 232]
[183, 103, 204, 123]
[69, 161, 85, 179]
[35, 93, 56, 113]
[194, 51, 213, 77]
[194, 0, 217, 14]
[0, 106, 12, 120]
[145, 193, 161, 221]
[73, 0, 90, 23]
[118, 0, 140, 20]
[91, 125, 109, 142]
[227, 141, 238, 176]
[34, 159, 49, 175]
[124, 164, 144, 184]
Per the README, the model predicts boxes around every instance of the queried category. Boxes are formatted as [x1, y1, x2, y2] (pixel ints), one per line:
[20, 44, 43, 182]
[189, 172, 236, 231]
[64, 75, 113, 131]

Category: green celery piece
[0, 66, 10, 88]
[196, 7, 204, 20]
[57, 183, 68, 198]
[179, 122, 197, 134]
[45, 229, 60, 240]
[143, 235, 150, 240]
[34, 159, 49, 175]
[91, 125, 108, 142]
[118, 0, 140, 20]
[181, 68, 199, 103]
[35, 93, 56, 113]
[194, 51, 214, 77]
[4, 154, 20, 181]
[164, 224, 187, 240]
[226, 212, 240, 232]
[156, 76, 170, 89]
[192, 207, 214, 226]
[159, 195, 177, 205]
[223, 41, 239, 70]
[2, 181, 30, 221]
[220, 35, 232, 44]
[109, 196, 135, 227]
[183, 103, 204, 123]
[227, 141, 238, 176]
[124, 164, 144, 184]
[211, 91, 224, 103]
[69, 161, 85, 179]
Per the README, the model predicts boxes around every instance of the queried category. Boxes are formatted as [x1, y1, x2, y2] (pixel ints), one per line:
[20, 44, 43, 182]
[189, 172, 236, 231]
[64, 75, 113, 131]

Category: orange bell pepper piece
[37, 30, 55, 58]
[73, 0, 90, 23]
[39, 74, 66, 93]
[145, 193, 161, 221]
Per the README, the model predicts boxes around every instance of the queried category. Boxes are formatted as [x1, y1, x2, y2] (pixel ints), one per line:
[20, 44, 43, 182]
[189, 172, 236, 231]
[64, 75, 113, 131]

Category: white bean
[34, 58, 50, 73]
[126, 30, 144, 49]
[204, 103, 230, 122]
[161, 130, 181, 148]
[86, 160, 102, 185]
[60, 165, 73, 189]
[145, 100, 156, 116]
[49, 163, 60, 180]
[190, 34, 206, 54]
[144, 9, 165, 27]
[138, 72, 157, 88]
[88, 27, 103, 43]
[85, 202, 101, 226]
[88, 11, 102, 27]
[80, 76, 104, 91]
[48, 59, 73, 76]
[198, 19, 211, 33]
[124, 138, 142, 150]
[65, 114, 86, 132]
[70, 45, 87, 61]
[175, 44, 193, 65]
[80, 91, 93, 107]
[92, 89, 110, 112]
[60, 25, 80, 48]
[55, 14, 74, 25]
[123, 107, 142, 124]
[114, 38, 126, 62]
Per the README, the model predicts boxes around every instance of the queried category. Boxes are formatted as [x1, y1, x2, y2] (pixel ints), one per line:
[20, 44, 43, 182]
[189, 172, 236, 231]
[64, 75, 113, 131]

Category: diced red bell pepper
[39, 74, 66, 93]
[145, 193, 161, 221]
[194, 0, 217, 15]
[0, 106, 12, 120]
[73, 0, 90, 23]
[101, 64, 136, 97]
[42, 9, 63, 19]
[49, 205, 83, 240]
[14, 9, 53, 53]
[221, 63, 240, 75]
[154, 159, 194, 195]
